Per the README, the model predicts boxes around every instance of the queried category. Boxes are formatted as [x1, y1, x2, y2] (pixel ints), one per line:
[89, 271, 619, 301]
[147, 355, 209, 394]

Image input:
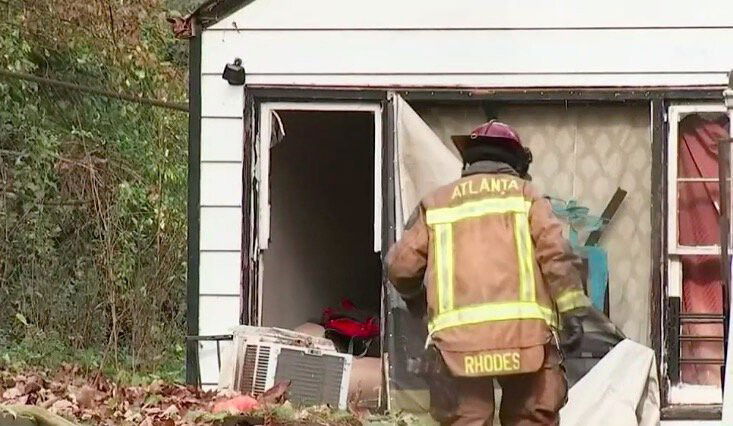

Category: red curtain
[678, 114, 728, 386]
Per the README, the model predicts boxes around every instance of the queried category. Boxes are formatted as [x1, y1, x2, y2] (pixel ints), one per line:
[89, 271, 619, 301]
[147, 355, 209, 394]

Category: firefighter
[386, 120, 589, 426]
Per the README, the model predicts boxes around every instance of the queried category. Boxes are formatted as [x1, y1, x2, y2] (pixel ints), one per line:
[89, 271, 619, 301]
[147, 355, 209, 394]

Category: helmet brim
[450, 135, 473, 153]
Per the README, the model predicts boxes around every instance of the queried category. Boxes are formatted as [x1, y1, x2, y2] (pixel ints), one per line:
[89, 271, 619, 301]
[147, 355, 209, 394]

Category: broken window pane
[677, 112, 729, 179]
[677, 182, 721, 247]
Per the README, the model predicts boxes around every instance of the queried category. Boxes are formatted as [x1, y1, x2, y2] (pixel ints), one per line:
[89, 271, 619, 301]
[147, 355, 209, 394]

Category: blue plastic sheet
[582, 246, 609, 312]
[549, 198, 609, 312]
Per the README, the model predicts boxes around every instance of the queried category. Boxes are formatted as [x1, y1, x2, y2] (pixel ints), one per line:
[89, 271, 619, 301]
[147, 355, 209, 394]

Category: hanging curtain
[678, 114, 729, 386]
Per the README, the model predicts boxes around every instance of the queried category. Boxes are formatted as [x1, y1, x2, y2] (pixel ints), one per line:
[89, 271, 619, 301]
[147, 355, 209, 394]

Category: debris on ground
[1, 364, 219, 425]
[0, 365, 421, 425]
[211, 395, 259, 414]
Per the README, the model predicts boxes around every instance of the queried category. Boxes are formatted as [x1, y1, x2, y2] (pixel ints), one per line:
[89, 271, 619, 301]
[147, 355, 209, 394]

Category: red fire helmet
[451, 120, 523, 154]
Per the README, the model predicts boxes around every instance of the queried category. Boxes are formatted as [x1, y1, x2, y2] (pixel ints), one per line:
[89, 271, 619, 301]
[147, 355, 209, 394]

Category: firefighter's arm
[528, 194, 590, 314]
[385, 205, 429, 300]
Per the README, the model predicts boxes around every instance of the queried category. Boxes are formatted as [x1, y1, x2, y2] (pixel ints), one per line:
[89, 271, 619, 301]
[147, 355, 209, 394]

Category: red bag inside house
[321, 299, 380, 357]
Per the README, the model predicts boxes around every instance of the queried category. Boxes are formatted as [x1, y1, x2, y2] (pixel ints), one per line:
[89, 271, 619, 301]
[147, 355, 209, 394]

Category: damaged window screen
[671, 112, 730, 395]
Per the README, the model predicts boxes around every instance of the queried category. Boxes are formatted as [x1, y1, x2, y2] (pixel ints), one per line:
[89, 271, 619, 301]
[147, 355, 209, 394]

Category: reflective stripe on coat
[386, 173, 589, 357]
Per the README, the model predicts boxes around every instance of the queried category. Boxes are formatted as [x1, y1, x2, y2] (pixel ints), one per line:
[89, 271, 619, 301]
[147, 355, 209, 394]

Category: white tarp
[560, 339, 661, 426]
[394, 95, 462, 232]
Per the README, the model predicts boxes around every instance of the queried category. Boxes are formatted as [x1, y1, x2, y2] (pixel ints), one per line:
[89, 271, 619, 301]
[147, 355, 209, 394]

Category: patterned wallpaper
[417, 103, 653, 345]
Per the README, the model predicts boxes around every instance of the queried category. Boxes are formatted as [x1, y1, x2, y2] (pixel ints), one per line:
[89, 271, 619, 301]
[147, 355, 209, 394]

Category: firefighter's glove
[559, 311, 585, 352]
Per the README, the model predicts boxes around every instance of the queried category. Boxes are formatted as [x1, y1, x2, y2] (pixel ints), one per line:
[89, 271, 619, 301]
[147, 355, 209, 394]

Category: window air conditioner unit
[219, 326, 353, 409]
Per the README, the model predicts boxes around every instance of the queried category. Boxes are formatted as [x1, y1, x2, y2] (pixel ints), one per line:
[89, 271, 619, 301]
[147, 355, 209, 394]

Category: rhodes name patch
[463, 350, 521, 376]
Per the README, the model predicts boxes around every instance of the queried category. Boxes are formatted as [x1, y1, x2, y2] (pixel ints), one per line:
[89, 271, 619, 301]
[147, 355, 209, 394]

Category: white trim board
[228, 73, 729, 89]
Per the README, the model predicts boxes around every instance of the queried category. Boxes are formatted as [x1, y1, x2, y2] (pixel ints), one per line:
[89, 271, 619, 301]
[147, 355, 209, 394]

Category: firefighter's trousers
[446, 345, 568, 426]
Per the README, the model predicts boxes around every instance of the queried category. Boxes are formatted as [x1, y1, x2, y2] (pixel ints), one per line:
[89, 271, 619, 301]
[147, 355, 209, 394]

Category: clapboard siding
[200, 28, 733, 88]
[200, 29, 733, 74]
[199, 251, 242, 296]
[199, 206, 242, 251]
[209, 0, 733, 30]
[199, 294, 239, 385]
[200, 162, 243, 207]
[197, 64, 245, 382]
[198, 295, 238, 384]
[201, 76, 244, 117]
[199, 295, 241, 335]
[201, 117, 243, 162]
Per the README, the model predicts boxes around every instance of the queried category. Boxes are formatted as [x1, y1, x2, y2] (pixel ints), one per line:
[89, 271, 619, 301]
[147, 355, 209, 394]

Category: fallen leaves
[0, 366, 421, 425]
[0, 366, 220, 425]
[50, 398, 75, 417]
[2, 373, 47, 406]
[72, 384, 99, 409]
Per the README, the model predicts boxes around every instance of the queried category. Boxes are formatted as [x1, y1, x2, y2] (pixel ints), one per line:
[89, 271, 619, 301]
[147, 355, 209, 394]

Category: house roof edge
[168, 0, 256, 39]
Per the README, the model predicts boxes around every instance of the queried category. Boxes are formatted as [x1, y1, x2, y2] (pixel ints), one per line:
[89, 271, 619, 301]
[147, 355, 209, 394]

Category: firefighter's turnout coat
[387, 162, 590, 377]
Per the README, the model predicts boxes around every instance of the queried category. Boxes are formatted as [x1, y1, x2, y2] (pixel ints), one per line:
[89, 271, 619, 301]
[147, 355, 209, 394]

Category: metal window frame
[667, 103, 732, 259]
[664, 102, 731, 407]
[666, 103, 731, 305]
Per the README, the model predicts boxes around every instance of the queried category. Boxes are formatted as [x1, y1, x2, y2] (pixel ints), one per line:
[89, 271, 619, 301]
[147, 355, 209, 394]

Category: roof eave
[168, 0, 255, 39]
[194, 0, 255, 29]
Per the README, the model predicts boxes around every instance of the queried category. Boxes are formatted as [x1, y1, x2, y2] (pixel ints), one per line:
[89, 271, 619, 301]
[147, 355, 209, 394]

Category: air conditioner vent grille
[239, 344, 258, 392]
[253, 345, 271, 395]
[274, 349, 345, 407]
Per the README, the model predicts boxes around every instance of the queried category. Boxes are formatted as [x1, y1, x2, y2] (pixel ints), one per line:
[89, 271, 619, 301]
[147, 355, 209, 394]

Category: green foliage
[0, 0, 188, 379]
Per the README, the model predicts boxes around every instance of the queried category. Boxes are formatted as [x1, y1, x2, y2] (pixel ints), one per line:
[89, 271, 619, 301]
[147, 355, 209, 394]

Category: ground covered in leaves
[0, 366, 420, 425]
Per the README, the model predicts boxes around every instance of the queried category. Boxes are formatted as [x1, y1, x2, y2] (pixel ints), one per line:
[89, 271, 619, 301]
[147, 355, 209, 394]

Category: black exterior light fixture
[222, 58, 245, 86]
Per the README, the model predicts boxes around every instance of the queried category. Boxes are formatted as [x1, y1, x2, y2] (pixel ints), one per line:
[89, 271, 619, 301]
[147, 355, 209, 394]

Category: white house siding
[209, 0, 733, 30]
[200, 0, 733, 88]
[197, 75, 244, 386]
